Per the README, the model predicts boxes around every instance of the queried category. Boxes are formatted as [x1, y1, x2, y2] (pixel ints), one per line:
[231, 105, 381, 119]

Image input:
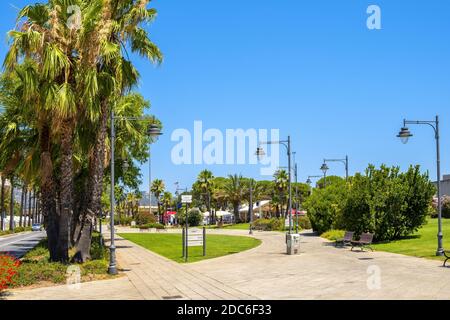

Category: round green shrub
[177, 208, 203, 227]
[135, 212, 157, 226]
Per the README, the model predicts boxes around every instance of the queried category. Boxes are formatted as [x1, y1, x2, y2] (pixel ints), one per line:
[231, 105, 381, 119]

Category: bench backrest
[360, 233, 374, 243]
[344, 231, 355, 241]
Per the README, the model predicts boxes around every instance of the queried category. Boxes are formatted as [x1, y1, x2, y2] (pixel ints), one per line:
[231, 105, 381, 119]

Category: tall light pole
[256, 135, 293, 234]
[249, 179, 254, 235]
[397, 115, 444, 256]
[109, 111, 162, 275]
[324, 156, 349, 181]
[320, 162, 329, 188]
[148, 125, 163, 218]
[306, 175, 322, 195]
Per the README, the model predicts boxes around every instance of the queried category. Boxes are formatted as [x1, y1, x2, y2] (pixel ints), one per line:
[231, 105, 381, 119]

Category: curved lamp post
[324, 156, 349, 181]
[306, 175, 322, 195]
[256, 136, 293, 235]
[109, 111, 163, 275]
[397, 115, 443, 256]
[320, 162, 329, 188]
[148, 124, 163, 221]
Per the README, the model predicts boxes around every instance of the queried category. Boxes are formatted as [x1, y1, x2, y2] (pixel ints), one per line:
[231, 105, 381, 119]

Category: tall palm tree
[224, 174, 245, 223]
[197, 170, 214, 220]
[4, 0, 162, 262]
[274, 170, 289, 218]
[151, 179, 165, 223]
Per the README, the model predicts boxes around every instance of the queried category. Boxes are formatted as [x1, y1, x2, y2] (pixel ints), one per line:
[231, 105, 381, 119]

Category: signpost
[180, 195, 206, 262]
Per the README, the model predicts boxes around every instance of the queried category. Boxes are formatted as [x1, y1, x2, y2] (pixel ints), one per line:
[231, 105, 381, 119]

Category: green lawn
[119, 233, 261, 263]
[372, 218, 450, 261]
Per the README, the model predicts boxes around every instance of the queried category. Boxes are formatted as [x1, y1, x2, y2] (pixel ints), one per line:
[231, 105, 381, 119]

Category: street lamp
[248, 179, 254, 235]
[320, 162, 329, 188]
[293, 152, 299, 234]
[148, 124, 163, 219]
[109, 109, 162, 275]
[306, 175, 322, 195]
[256, 136, 293, 235]
[397, 115, 444, 256]
[324, 156, 349, 181]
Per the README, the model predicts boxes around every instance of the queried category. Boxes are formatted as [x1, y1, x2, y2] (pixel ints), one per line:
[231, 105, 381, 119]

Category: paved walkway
[190, 230, 450, 300]
[7, 228, 450, 300]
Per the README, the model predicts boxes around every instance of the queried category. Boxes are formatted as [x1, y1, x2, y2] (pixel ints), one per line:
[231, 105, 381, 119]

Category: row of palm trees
[0, 177, 41, 230]
[0, 0, 162, 263]
[191, 170, 310, 223]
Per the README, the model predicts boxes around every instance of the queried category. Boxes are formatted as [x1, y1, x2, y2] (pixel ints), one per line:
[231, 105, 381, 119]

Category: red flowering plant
[0, 254, 21, 292]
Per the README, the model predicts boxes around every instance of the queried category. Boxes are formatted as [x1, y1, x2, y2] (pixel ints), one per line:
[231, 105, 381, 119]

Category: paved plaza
[7, 229, 450, 300]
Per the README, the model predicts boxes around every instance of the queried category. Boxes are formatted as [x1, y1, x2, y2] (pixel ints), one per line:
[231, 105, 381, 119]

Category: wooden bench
[335, 231, 354, 247]
[444, 251, 450, 267]
[351, 233, 374, 252]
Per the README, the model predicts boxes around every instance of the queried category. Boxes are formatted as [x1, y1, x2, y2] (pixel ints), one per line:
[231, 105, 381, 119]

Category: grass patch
[119, 233, 261, 263]
[11, 233, 113, 288]
[371, 218, 450, 261]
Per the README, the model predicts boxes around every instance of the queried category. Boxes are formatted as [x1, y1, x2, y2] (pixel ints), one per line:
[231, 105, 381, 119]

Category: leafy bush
[252, 218, 284, 231]
[139, 223, 165, 230]
[297, 216, 312, 230]
[0, 254, 21, 291]
[303, 180, 348, 235]
[135, 212, 157, 226]
[177, 208, 203, 227]
[114, 216, 133, 226]
[304, 165, 434, 242]
[341, 165, 434, 241]
[441, 196, 450, 219]
[321, 230, 346, 241]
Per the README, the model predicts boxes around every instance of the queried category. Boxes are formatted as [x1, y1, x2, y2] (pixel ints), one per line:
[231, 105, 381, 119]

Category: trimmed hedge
[252, 218, 284, 231]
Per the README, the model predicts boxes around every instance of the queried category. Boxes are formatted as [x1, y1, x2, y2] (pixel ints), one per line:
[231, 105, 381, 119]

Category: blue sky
[1, 0, 450, 193]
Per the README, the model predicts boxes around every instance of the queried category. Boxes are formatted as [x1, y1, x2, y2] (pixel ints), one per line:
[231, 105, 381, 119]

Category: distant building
[436, 175, 450, 197]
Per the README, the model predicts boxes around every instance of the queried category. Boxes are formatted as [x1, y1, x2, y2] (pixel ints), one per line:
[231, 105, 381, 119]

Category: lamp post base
[108, 266, 118, 275]
[108, 246, 118, 275]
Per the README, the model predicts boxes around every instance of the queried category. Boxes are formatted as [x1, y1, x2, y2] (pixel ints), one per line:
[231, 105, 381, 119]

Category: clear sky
[1, 0, 450, 193]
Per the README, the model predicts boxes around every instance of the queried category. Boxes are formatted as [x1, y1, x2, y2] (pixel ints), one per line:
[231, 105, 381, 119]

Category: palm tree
[196, 170, 214, 221]
[224, 174, 245, 223]
[4, 0, 162, 262]
[162, 191, 173, 224]
[274, 170, 289, 218]
[151, 179, 165, 223]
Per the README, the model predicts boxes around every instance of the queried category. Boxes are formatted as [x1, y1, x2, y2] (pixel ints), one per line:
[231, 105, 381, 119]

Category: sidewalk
[7, 232, 256, 300]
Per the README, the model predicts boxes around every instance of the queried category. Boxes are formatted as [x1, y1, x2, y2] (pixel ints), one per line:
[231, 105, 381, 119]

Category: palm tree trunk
[0, 176, 5, 231]
[74, 102, 108, 262]
[27, 187, 32, 227]
[32, 188, 36, 222]
[39, 122, 59, 259]
[56, 119, 75, 263]
[233, 203, 239, 224]
[9, 177, 14, 232]
[19, 185, 25, 228]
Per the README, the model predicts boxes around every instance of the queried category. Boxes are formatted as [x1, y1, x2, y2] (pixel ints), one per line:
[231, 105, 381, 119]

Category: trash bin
[286, 234, 300, 255]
